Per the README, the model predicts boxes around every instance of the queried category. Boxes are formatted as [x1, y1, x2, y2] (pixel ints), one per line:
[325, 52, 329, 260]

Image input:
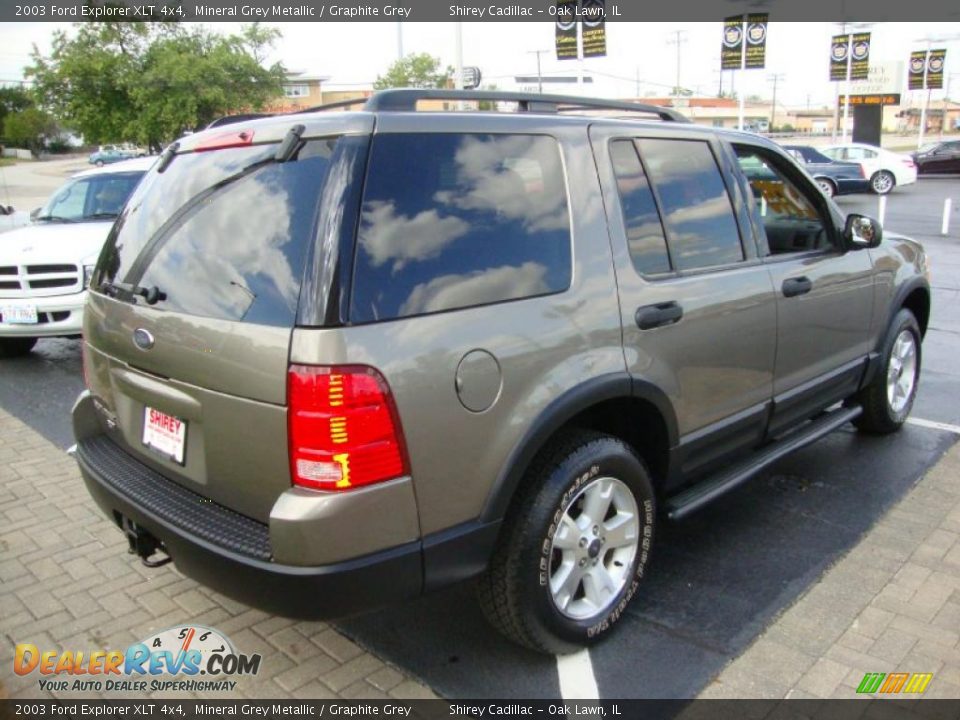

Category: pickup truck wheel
[0, 337, 38, 357]
[476, 431, 655, 654]
[854, 309, 921, 434]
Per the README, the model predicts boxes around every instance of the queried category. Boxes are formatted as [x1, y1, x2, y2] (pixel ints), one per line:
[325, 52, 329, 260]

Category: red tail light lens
[287, 365, 408, 491]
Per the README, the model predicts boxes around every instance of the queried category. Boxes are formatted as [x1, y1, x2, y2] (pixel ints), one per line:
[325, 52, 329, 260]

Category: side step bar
[665, 405, 862, 521]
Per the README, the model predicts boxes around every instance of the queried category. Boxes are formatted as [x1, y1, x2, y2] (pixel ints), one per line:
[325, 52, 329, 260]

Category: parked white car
[0, 157, 154, 357]
[821, 143, 918, 195]
[0, 205, 30, 234]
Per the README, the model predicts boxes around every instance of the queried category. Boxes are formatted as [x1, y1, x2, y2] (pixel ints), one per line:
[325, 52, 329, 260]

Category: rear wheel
[871, 170, 895, 195]
[816, 178, 837, 198]
[854, 309, 921, 434]
[476, 431, 656, 654]
[0, 337, 38, 357]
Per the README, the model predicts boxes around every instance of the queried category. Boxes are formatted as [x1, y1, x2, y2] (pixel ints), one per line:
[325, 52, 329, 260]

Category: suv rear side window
[350, 133, 571, 323]
[97, 139, 340, 327]
[609, 140, 671, 275]
[636, 139, 743, 271]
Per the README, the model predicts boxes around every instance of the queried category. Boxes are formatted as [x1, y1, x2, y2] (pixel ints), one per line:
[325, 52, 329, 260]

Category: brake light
[287, 365, 408, 491]
[902, 159, 916, 169]
[194, 130, 254, 152]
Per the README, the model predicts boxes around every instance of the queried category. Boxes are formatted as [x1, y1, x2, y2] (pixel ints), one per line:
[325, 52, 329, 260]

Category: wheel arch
[479, 374, 678, 523]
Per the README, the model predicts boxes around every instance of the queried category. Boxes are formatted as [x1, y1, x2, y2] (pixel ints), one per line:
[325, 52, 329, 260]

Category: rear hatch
[83, 115, 372, 522]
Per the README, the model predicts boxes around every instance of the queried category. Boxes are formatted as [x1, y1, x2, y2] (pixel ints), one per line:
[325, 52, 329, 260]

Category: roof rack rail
[290, 89, 688, 122]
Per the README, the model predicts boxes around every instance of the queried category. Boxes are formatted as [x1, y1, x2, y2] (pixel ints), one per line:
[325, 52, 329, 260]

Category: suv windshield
[36, 171, 145, 223]
[95, 138, 342, 327]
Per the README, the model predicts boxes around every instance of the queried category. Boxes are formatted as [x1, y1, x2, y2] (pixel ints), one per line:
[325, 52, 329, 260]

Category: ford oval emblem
[133, 328, 155, 350]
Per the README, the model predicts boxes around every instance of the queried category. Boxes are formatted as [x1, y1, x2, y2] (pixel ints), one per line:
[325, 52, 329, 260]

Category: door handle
[635, 301, 683, 330]
[782, 276, 813, 298]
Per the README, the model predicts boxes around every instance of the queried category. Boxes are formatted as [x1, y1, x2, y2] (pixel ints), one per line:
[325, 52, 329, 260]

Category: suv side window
[609, 140, 671, 276]
[734, 146, 834, 255]
[351, 133, 571, 322]
[635, 138, 744, 271]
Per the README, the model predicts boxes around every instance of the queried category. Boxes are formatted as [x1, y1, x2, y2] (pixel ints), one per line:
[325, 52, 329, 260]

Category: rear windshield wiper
[84, 212, 120, 221]
[100, 281, 167, 305]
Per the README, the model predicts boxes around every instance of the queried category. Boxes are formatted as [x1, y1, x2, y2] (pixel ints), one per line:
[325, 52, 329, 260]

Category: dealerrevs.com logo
[14, 625, 261, 693]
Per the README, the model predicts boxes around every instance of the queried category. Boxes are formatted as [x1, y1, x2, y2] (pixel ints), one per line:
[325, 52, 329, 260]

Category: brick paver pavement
[0, 408, 436, 701]
[700, 436, 960, 700]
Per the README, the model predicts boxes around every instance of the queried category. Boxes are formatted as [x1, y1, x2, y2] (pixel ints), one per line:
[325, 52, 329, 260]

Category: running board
[665, 405, 862, 521]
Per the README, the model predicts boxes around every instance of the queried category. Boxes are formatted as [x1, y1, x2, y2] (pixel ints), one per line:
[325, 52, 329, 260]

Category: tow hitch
[120, 515, 172, 568]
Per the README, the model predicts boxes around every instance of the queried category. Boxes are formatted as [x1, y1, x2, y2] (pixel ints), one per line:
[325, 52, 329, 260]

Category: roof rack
[292, 89, 689, 122]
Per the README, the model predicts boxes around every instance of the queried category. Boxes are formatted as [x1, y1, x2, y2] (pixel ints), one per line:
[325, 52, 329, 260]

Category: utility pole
[396, 23, 403, 60]
[527, 50, 551, 94]
[666, 30, 688, 97]
[768, 73, 786, 130]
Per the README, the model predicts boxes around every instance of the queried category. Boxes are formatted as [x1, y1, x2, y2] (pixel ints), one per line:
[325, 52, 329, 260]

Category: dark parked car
[782, 145, 871, 197]
[913, 140, 960, 174]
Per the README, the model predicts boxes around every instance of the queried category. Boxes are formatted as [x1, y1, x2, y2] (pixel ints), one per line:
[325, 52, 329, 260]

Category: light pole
[768, 73, 786, 130]
[666, 30, 688, 97]
[913, 34, 960, 148]
[528, 50, 552, 94]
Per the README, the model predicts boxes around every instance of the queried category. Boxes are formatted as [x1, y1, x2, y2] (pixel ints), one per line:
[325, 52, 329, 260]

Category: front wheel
[871, 170, 895, 195]
[476, 431, 656, 654]
[853, 309, 921, 434]
[0, 337, 38, 357]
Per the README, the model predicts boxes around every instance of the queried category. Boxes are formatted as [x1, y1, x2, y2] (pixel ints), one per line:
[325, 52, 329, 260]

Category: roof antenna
[275, 124, 306, 163]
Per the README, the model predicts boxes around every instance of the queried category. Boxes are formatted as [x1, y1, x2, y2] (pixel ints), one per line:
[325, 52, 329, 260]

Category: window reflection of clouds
[140, 172, 299, 321]
[433, 135, 569, 233]
[360, 200, 469, 273]
[399, 262, 549, 317]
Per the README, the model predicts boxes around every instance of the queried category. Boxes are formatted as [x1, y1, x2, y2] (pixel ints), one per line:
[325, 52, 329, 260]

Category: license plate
[142, 407, 187, 465]
[0, 303, 38, 325]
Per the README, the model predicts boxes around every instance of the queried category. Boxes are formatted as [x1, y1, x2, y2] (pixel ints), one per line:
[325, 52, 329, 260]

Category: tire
[476, 430, 656, 654]
[95, 160, 105, 167]
[816, 178, 837, 198]
[871, 170, 895, 195]
[0, 337, 38, 357]
[853, 309, 921, 434]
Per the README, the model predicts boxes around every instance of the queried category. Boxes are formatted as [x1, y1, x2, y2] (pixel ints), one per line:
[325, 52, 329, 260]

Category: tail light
[902, 159, 916, 169]
[288, 365, 409, 491]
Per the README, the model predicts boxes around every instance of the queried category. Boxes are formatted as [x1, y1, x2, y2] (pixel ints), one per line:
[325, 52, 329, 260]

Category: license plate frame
[142, 406, 187, 465]
[0, 303, 39, 325]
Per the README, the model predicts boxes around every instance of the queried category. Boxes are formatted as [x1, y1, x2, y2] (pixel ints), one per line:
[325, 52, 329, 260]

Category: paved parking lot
[1, 158, 959, 700]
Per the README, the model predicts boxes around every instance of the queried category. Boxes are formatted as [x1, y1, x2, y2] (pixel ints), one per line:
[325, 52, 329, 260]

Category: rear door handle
[635, 301, 683, 330]
[782, 276, 813, 298]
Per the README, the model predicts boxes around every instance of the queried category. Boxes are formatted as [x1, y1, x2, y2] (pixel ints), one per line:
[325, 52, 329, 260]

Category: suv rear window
[350, 133, 571, 323]
[96, 139, 340, 327]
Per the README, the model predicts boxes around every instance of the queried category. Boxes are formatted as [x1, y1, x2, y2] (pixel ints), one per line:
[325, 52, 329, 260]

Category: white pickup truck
[0, 157, 154, 356]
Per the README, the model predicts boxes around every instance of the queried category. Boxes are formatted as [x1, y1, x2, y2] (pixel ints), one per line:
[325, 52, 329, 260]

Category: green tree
[0, 86, 35, 144]
[27, 22, 285, 150]
[3, 107, 57, 155]
[374, 53, 452, 90]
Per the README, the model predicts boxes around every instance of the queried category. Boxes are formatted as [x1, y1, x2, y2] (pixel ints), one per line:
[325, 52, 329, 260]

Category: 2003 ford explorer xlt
[72, 90, 930, 653]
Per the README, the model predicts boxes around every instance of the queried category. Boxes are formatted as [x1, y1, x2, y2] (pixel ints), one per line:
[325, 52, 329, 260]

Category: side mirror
[844, 213, 882, 249]
[30, 208, 40, 220]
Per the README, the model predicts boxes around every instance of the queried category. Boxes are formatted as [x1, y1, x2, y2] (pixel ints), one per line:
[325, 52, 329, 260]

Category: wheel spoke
[552, 514, 581, 551]
[581, 478, 614, 526]
[582, 564, 618, 608]
[603, 514, 638, 549]
[551, 561, 583, 612]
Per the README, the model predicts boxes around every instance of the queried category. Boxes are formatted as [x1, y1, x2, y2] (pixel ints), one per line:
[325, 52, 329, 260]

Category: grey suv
[72, 90, 930, 654]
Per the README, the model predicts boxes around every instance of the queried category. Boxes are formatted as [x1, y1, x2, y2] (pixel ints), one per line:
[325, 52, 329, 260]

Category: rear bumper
[75, 436, 424, 619]
[0, 291, 85, 337]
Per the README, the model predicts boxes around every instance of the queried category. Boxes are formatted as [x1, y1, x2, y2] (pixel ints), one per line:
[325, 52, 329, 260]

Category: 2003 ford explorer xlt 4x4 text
[71, 90, 931, 654]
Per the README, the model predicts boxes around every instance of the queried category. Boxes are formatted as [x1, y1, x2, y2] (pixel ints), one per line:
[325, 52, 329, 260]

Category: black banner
[849, 32, 871, 80]
[743, 13, 769, 69]
[927, 48, 946, 89]
[830, 34, 849, 81]
[555, 0, 578, 60]
[721, 15, 744, 70]
[581, 0, 606, 57]
[909, 50, 927, 90]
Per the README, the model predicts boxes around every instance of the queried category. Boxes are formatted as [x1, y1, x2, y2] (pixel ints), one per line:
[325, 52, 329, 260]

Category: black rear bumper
[76, 435, 423, 620]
